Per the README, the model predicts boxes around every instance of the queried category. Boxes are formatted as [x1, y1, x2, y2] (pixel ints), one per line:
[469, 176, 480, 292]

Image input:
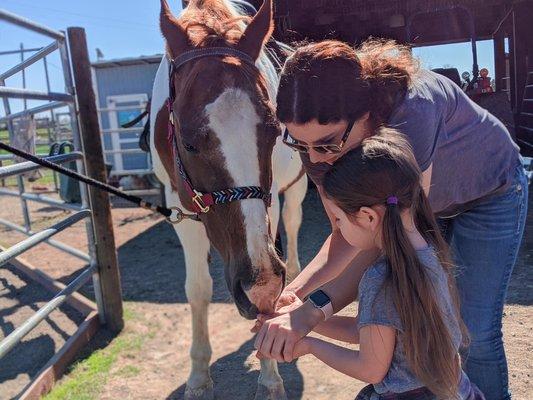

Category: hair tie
[386, 196, 398, 205]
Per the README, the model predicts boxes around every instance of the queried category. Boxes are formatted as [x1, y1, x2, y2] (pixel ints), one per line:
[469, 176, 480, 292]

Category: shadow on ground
[166, 338, 304, 400]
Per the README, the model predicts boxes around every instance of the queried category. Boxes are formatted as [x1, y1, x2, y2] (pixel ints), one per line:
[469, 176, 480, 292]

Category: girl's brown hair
[323, 130, 467, 398]
[276, 38, 418, 126]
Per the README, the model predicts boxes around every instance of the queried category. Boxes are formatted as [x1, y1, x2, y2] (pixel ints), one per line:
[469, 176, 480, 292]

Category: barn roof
[92, 54, 163, 69]
[268, 0, 525, 45]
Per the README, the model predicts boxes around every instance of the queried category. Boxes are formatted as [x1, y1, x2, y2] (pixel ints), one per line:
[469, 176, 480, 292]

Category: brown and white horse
[150, 1, 307, 398]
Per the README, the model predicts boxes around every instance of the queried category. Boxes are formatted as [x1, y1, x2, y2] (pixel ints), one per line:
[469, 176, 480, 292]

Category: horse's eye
[182, 141, 199, 153]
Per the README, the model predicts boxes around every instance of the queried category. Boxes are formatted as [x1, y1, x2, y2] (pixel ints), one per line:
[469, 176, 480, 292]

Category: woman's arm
[312, 315, 360, 344]
[285, 186, 365, 300]
[295, 324, 396, 384]
[285, 230, 360, 300]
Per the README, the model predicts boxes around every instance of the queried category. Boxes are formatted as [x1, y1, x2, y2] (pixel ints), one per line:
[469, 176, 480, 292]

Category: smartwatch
[308, 290, 333, 320]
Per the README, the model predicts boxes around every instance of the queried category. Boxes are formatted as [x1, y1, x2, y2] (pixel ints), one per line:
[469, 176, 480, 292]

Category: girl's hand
[253, 301, 324, 363]
[256, 337, 313, 361]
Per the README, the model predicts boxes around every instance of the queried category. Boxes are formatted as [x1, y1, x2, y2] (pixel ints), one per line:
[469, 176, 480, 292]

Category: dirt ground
[0, 187, 532, 399]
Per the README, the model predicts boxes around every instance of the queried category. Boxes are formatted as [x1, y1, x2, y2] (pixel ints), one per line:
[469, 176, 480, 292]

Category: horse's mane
[180, 0, 283, 103]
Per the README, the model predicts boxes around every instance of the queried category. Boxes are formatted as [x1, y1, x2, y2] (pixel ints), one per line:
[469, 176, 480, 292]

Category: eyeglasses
[282, 120, 355, 154]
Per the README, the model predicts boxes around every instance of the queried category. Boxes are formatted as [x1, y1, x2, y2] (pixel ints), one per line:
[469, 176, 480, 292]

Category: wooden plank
[3, 251, 96, 316]
[493, 33, 506, 92]
[67, 27, 123, 332]
[19, 311, 100, 400]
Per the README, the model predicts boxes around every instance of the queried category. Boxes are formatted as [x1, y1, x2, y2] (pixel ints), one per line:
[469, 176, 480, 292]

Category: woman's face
[284, 114, 371, 165]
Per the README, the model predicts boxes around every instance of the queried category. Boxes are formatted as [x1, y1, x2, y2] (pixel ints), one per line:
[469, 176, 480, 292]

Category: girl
[293, 132, 484, 399]
[255, 39, 527, 400]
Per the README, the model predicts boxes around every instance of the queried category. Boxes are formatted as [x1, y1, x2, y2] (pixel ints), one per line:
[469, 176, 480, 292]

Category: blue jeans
[438, 164, 528, 400]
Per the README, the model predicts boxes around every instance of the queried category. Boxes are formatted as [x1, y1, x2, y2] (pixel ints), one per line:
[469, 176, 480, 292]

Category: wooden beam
[19, 312, 100, 400]
[494, 32, 507, 92]
[67, 27, 124, 333]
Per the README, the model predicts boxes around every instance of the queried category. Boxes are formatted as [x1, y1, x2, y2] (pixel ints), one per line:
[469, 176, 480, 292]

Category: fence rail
[0, 152, 83, 178]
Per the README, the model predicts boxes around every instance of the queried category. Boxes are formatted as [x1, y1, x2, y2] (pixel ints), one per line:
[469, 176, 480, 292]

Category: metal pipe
[0, 189, 82, 211]
[0, 87, 73, 102]
[0, 9, 65, 40]
[0, 217, 90, 261]
[0, 263, 96, 359]
[43, 55, 60, 192]
[0, 152, 83, 179]
[0, 101, 69, 123]
[98, 105, 148, 112]
[0, 153, 48, 160]
[101, 127, 141, 134]
[16, 175, 31, 231]
[20, 43, 27, 111]
[103, 149, 144, 155]
[0, 210, 91, 267]
[0, 42, 60, 81]
[0, 47, 42, 56]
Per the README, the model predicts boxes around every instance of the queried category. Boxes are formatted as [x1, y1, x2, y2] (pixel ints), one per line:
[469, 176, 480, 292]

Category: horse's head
[157, 0, 285, 319]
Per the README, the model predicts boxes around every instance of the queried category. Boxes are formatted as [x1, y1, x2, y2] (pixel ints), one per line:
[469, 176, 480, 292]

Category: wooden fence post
[67, 27, 123, 332]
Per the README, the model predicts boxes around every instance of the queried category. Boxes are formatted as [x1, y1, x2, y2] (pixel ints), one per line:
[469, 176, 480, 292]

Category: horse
[150, 1, 307, 398]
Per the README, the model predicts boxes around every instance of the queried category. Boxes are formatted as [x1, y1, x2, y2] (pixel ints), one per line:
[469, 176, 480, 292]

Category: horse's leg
[281, 175, 307, 282]
[168, 193, 214, 400]
[255, 359, 287, 400]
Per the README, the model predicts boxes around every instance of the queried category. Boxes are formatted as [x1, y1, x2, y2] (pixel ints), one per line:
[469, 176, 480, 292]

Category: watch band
[320, 301, 334, 320]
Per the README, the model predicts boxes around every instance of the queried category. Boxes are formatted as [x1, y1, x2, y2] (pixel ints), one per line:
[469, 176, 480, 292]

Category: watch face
[310, 290, 330, 308]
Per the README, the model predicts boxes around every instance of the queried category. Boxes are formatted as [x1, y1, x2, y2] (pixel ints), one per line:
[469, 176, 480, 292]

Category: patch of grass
[44, 306, 149, 400]
[115, 365, 141, 378]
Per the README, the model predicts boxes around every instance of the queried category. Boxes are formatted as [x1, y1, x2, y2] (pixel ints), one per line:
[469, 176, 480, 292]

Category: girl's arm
[295, 324, 396, 384]
[312, 315, 360, 344]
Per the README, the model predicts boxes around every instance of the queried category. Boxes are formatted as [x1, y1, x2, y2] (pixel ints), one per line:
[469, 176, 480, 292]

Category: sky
[0, 0, 495, 115]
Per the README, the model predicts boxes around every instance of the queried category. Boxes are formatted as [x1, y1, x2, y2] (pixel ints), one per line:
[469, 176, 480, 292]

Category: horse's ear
[160, 0, 190, 57]
[236, 0, 273, 60]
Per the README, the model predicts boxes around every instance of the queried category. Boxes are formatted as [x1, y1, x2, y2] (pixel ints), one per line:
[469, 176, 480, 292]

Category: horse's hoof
[254, 383, 287, 400]
[184, 381, 214, 400]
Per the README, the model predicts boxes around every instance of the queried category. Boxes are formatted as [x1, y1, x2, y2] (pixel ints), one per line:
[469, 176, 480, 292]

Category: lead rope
[0, 141, 200, 224]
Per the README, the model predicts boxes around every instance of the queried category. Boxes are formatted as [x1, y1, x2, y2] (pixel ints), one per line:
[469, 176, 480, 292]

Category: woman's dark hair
[276, 39, 419, 126]
[323, 130, 467, 399]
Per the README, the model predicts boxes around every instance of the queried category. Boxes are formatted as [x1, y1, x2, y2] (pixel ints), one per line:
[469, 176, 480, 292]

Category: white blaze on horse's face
[205, 88, 283, 314]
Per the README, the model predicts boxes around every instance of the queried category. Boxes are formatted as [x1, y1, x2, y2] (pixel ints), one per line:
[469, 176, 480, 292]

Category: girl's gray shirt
[357, 246, 473, 397]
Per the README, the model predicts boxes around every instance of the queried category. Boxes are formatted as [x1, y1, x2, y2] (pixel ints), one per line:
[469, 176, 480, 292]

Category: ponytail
[382, 188, 461, 399]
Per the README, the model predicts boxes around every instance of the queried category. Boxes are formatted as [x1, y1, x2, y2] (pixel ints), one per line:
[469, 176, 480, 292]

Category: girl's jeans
[438, 164, 528, 400]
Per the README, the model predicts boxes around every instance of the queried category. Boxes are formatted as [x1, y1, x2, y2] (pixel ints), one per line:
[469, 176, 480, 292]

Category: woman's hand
[253, 300, 324, 363]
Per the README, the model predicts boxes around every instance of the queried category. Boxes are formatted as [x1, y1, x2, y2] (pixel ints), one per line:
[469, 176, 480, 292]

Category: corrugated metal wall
[93, 62, 160, 174]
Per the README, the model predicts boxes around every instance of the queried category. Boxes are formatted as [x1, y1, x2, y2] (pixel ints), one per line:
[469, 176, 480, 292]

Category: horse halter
[167, 47, 272, 217]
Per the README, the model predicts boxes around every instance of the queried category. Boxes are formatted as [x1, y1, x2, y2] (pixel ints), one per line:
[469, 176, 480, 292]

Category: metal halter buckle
[166, 207, 185, 224]
[192, 190, 210, 213]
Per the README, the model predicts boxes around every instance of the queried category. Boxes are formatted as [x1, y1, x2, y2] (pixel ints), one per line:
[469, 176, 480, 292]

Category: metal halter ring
[165, 207, 200, 224]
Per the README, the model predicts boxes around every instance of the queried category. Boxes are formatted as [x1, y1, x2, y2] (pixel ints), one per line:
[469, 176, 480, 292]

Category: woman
[253, 39, 527, 400]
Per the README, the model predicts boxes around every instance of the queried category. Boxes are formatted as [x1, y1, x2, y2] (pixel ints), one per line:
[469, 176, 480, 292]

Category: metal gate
[0, 9, 123, 398]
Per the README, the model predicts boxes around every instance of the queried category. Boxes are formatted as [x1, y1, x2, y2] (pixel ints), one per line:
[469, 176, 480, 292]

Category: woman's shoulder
[403, 69, 449, 105]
